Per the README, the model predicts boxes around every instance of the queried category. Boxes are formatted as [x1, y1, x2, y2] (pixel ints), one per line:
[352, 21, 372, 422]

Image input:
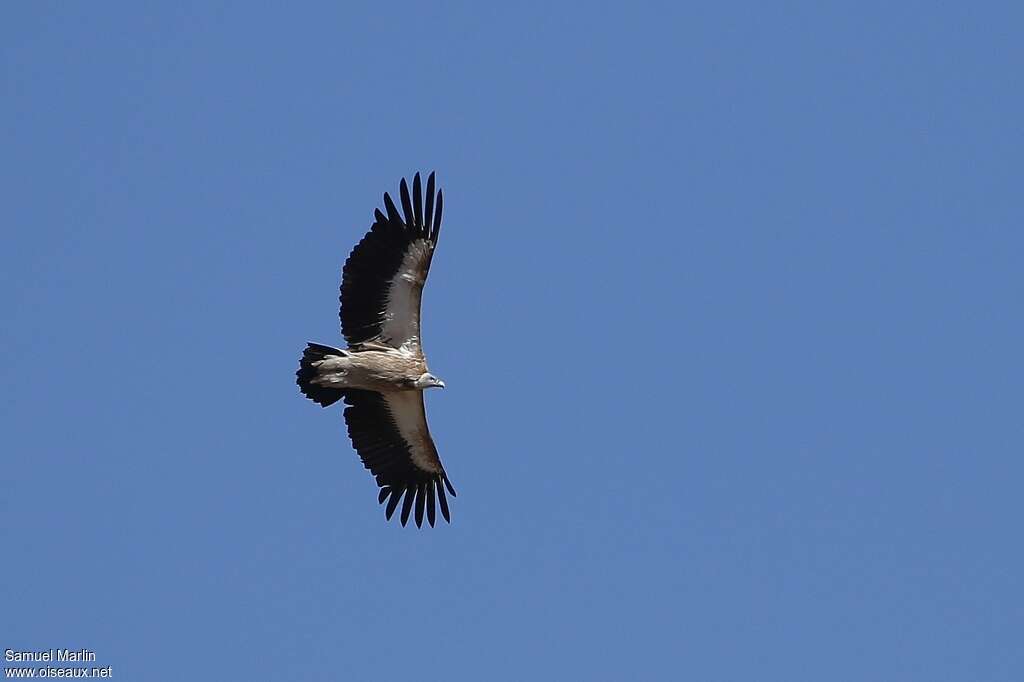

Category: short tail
[296, 342, 347, 407]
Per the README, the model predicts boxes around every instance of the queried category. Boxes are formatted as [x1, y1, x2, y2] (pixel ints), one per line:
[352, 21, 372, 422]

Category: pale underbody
[310, 348, 430, 393]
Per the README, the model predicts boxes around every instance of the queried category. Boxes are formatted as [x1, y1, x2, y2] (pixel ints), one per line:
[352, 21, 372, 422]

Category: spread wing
[342, 389, 456, 527]
[340, 172, 442, 352]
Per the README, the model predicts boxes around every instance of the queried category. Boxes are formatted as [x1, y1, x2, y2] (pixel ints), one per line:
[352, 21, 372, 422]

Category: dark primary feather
[436, 478, 451, 523]
[399, 178, 415, 226]
[339, 172, 442, 347]
[385, 488, 402, 520]
[412, 174, 423, 228]
[432, 190, 443, 242]
[341, 389, 454, 527]
[424, 173, 435, 234]
[426, 483, 436, 527]
[414, 482, 426, 528]
[400, 486, 416, 527]
[383, 191, 403, 225]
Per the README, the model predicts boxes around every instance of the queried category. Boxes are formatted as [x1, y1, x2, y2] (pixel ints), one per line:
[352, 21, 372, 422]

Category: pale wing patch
[381, 239, 433, 351]
[383, 391, 441, 474]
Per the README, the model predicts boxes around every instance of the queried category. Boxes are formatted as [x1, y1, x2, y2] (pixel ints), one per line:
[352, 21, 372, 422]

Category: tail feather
[297, 342, 347, 407]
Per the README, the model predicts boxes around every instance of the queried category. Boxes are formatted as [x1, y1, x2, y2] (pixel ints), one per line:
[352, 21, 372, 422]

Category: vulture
[296, 172, 455, 527]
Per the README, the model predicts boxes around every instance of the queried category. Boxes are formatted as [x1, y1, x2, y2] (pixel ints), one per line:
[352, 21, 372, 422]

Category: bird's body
[306, 347, 429, 394]
[296, 172, 455, 528]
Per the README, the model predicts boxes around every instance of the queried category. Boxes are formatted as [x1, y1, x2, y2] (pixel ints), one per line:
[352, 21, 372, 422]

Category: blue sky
[2, 3, 1021, 680]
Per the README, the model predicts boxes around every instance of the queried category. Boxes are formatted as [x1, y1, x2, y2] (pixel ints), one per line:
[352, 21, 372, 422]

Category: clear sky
[2, 3, 1021, 680]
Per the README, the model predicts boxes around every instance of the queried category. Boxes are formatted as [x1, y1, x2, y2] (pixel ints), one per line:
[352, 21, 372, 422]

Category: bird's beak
[438, 381, 446, 389]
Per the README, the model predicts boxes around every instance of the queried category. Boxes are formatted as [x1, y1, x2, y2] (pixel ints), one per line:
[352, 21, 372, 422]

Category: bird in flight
[297, 172, 455, 527]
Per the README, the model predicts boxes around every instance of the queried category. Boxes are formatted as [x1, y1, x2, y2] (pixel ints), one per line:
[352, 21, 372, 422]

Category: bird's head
[415, 372, 446, 390]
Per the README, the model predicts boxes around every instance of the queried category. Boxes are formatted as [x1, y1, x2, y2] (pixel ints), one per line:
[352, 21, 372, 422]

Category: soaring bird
[296, 172, 455, 527]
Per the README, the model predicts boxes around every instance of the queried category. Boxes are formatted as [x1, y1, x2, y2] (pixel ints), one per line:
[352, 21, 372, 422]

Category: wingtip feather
[412, 173, 423, 230]
[399, 178, 414, 227]
[432, 189, 443, 241]
[436, 478, 451, 523]
[400, 485, 416, 526]
[385, 487, 402, 520]
[414, 482, 426, 528]
[426, 483, 436, 527]
[424, 173, 436, 239]
[383, 192, 402, 226]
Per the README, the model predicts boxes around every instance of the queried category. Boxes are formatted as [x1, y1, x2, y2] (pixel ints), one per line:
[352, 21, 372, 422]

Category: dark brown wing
[342, 389, 455, 527]
[339, 172, 443, 351]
